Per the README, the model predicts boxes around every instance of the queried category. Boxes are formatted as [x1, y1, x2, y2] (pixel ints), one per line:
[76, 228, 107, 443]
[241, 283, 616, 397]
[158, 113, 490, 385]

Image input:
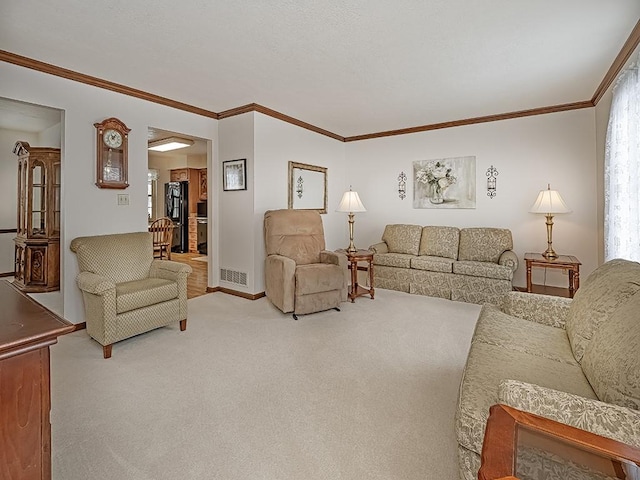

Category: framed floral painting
[413, 156, 476, 209]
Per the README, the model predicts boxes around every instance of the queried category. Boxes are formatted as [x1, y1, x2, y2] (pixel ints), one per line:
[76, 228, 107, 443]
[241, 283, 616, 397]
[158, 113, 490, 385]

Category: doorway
[0, 97, 64, 314]
[147, 127, 210, 299]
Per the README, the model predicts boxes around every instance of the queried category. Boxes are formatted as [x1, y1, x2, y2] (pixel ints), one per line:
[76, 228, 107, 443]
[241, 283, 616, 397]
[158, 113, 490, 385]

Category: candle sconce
[398, 172, 407, 200]
[486, 165, 498, 199]
[296, 175, 304, 199]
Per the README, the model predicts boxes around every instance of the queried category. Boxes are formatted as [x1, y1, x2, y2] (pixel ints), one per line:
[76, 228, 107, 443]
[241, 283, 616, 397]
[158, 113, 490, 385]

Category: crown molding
[218, 103, 345, 141]
[343, 100, 594, 142]
[2, 17, 639, 143]
[592, 18, 640, 105]
[0, 50, 219, 119]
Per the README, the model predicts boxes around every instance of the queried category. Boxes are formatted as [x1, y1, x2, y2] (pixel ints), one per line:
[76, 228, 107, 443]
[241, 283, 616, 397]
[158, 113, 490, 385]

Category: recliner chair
[264, 209, 347, 319]
[70, 231, 192, 358]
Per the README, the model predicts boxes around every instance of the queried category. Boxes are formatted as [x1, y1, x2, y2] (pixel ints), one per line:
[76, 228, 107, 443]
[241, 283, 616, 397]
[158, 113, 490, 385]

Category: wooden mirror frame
[287, 161, 328, 214]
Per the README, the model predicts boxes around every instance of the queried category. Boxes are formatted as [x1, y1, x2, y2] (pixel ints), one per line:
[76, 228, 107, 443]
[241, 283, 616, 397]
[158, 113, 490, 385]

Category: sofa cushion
[458, 228, 513, 263]
[453, 260, 513, 281]
[295, 263, 344, 295]
[455, 342, 597, 455]
[116, 278, 178, 314]
[411, 255, 454, 273]
[373, 252, 414, 268]
[581, 290, 640, 410]
[472, 305, 578, 366]
[382, 224, 422, 255]
[565, 258, 640, 363]
[418, 226, 460, 259]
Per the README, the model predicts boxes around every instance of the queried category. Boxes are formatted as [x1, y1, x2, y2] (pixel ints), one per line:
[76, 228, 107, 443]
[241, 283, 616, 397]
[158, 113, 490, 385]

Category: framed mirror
[288, 161, 327, 214]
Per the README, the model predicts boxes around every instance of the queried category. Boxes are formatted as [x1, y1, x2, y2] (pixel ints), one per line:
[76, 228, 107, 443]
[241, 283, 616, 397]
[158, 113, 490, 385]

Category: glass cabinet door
[30, 161, 46, 236]
[53, 162, 61, 236]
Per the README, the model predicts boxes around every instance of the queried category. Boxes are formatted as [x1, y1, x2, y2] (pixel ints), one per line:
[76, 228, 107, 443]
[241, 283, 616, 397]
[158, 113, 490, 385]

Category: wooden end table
[479, 404, 640, 480]
[338, 249, 375, 302]
[524, 253, 581, 298]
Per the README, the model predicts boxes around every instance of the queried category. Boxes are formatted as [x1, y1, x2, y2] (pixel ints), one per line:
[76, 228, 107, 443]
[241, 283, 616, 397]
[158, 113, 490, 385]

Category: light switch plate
[117, 194, 129, 206]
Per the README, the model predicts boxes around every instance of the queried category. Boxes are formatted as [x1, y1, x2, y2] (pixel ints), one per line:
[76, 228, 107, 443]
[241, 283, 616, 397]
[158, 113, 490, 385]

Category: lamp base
[542, 248, 558, 260]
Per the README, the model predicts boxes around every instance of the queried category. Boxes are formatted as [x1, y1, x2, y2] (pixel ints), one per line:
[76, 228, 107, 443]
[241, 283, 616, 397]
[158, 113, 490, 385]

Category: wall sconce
[398, 172, 407, 200]
[486, 165, 498, 199]
[296, 175, 304, 198]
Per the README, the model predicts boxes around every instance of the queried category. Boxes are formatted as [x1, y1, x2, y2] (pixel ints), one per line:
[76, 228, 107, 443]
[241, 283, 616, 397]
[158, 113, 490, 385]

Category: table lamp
[336, 187, 366, 253]
[529, 184, 571, 259]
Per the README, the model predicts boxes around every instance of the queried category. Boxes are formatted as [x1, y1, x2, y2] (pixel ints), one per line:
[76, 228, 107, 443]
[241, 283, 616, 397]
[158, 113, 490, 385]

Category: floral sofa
[369, 224, 518, 305]
[455, 258, 640, 480]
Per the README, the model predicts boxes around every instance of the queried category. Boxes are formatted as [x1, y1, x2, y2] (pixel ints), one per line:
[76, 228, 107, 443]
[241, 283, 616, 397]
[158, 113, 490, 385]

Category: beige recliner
[70, 232, 192, 358]
[264, 209, 347, 319]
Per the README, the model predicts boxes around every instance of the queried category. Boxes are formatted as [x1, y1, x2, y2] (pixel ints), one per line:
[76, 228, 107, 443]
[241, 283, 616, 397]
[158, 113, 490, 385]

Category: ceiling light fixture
[148, 137, 194, 152]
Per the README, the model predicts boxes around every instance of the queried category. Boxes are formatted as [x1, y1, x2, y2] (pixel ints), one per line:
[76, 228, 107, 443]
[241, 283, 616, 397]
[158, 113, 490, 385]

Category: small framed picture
[222, 159, 247, 191]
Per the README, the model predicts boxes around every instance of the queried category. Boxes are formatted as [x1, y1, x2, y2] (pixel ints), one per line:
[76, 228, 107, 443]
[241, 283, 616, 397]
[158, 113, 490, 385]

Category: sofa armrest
[149, 259, 192, 281]
[500, 291, 571, 328]
[369, 242, 388, 254]
[498, 250, 518, 272]
[76, 271, 115, 295]
[498, 379, 640, 448]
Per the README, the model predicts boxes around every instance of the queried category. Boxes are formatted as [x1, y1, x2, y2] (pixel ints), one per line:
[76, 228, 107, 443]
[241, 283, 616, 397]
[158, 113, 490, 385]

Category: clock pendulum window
[94, 118, 130, 189]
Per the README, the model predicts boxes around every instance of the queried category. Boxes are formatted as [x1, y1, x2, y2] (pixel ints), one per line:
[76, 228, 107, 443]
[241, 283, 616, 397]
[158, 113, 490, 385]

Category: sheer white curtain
[604, 59, 640, 261]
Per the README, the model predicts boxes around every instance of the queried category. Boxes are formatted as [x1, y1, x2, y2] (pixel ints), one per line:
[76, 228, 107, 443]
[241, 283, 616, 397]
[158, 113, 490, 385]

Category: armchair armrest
[265, 254, 296, 313]
[498, 379, 640, 448]
[498, 250, 518, 272]
[369, 242, 388, 254]
[500, 291, 572, 328]
[319, 250, 342, 266]
[149, 259, 192, 281]
[76, 271, 115, 295]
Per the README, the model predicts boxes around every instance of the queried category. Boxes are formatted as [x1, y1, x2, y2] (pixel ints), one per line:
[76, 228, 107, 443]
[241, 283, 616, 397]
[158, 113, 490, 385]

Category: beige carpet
[50, 289, 480, 480]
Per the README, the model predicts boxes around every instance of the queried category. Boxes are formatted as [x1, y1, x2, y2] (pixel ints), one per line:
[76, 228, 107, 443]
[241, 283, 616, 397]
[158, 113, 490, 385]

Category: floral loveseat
[455, 258, 640, 480]
[369, 224, 518, 304]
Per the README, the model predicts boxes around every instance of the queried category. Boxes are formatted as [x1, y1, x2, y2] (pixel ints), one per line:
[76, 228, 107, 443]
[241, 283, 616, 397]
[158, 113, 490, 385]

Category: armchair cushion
[264, 209, 326, 265]
[70, 231, 154, 283]
[582, 289, 640, 410]
[295, 264, 344, 295]
[115, 278, 178, 314]
[565, 258, 640, 363]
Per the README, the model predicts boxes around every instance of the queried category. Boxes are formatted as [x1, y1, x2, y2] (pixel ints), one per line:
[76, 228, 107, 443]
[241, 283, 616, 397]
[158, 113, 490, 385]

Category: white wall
[218, 113, 256, 292]
[253, 113, 347, 293]
[0, 62, 217, 323]
[346, 109, 598, 289]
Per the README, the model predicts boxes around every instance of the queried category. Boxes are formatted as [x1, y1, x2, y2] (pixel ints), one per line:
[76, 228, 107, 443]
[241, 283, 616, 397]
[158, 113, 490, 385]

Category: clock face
[103, 129, 123, 149]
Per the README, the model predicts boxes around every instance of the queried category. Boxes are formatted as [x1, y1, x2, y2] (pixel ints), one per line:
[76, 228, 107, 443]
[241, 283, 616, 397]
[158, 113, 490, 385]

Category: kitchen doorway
[147, 127, 210, 299]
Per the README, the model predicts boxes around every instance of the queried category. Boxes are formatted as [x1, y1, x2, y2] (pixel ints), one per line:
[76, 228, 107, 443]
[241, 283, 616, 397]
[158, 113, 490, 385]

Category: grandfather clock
[13, 141, 61, 292]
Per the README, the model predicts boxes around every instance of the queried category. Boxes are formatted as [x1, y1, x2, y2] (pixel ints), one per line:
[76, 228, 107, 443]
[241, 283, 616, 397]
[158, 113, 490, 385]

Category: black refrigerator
[165, 181, 189, 253]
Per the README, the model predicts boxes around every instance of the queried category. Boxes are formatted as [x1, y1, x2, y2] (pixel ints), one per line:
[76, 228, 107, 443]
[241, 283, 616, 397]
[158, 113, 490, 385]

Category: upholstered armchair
[264, 209, 347, 319]
[70, 232, 192, 358]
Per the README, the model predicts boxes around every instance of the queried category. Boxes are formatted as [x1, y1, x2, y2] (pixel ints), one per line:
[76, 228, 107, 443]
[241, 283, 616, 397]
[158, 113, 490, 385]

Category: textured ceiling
[1, 1, 639, 137]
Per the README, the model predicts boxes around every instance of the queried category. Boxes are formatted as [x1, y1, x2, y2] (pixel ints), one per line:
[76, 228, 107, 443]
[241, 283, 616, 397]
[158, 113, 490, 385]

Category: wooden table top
[0, 281, 73, 357]
[524, 252, 581, 265]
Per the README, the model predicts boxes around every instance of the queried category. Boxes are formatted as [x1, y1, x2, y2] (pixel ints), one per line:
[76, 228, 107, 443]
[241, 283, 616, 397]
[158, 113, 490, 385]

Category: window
[604, 59, 640, 261]
[148, 169, 159, 221]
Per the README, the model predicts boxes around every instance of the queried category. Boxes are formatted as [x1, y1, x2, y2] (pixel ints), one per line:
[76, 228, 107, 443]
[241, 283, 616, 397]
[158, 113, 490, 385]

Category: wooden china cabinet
[13, 141, 61, 292]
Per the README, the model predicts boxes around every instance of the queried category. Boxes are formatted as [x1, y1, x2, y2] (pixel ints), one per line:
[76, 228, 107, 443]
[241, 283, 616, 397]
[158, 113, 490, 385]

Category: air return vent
[220, 268, 247, 286]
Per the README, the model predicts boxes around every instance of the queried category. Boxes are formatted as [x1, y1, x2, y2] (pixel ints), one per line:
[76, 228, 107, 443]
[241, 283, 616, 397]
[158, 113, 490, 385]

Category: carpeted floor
[50, 289, 480, 480]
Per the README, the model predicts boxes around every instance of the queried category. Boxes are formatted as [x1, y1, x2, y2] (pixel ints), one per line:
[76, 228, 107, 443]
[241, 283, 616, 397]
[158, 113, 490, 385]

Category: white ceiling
[1, 1, 639, 137]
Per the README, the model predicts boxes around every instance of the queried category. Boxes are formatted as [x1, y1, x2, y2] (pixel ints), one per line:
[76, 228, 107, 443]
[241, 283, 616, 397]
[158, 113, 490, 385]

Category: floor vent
[220, 268, 247, 286]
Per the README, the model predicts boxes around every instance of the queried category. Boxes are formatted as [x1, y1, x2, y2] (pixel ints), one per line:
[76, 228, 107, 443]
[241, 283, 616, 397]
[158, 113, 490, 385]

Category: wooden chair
[149, 217, 174, 260]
